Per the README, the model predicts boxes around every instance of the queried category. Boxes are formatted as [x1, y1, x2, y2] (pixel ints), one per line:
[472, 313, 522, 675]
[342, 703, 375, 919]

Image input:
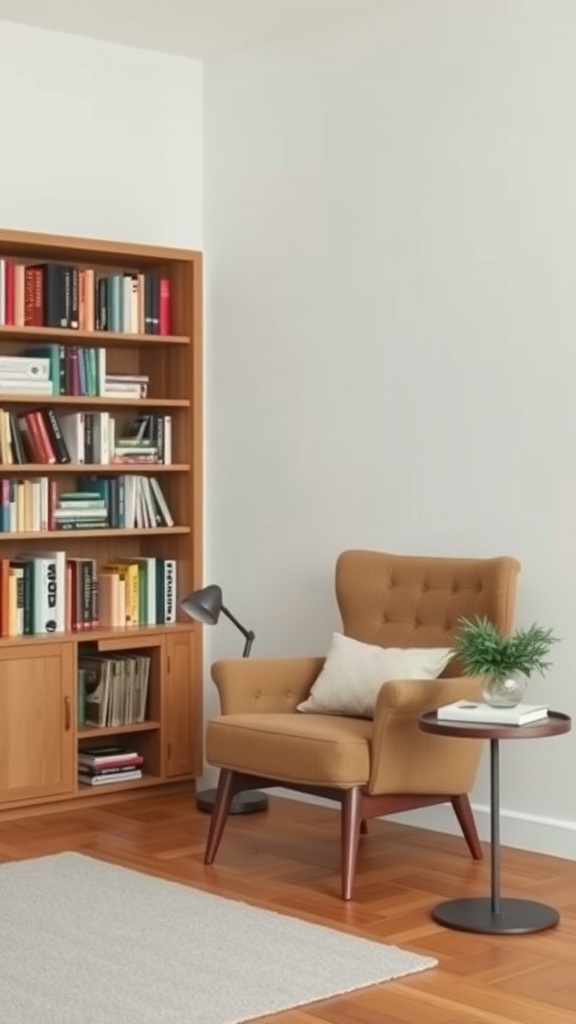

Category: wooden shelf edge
[0, 526, 190, 540]
[0, 395, 190, 407]
[78, 721, 161, 739]
[0, 325, 190, 345]
[0, 463, 190, 474]
[0, 622, 195, 647]
[0, 226, 201, 263]
[77, 774, 161, 795]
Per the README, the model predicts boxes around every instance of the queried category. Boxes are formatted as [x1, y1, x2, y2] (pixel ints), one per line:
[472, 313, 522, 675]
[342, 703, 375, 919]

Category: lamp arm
[221, 605, 255, 659]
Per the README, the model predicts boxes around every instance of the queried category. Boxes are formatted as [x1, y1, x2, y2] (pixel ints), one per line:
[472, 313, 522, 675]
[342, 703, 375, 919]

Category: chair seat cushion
[206, 713, 372, 787]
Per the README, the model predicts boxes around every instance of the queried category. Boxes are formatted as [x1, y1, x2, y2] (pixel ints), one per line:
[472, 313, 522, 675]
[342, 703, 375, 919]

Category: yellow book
[103, 562, 139, 626]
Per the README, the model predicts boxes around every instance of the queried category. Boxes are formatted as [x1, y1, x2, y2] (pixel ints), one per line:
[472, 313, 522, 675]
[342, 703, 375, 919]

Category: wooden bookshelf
[0, 228, 203, 816]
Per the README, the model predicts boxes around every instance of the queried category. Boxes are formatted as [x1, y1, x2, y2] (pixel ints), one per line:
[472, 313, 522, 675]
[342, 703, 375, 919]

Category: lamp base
[196, 788, 269, 815]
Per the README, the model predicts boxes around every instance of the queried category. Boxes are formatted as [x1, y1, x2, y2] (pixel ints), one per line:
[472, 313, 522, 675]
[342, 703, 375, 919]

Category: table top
[418, 710, 572, 741]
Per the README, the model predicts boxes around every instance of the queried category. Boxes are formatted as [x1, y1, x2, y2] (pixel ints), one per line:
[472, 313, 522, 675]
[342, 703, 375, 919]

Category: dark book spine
[150, 274, 160, 335]
[70, 267, 79, 329]
[44, 264, 67, 328]
[84, 412, 94, 463]
[42, 408, 71, 464]
[59, 520, 109, 530]
[8, 413, 27, 464]
[108, 478, 117, 528]
[155, 416, 164, 463]
[21, 562, 33, 634]
[96, 277, 108, 331]
[144, 274, 154, 334]
[63, 267, 71, 328]
[91, 561, 98, 627]
[82, 561, 92, 628]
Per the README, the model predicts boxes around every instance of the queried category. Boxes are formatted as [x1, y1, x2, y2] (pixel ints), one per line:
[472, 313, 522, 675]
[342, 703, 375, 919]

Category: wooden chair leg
[341, 787, 363, 901]
[204, 769, 235, 864]
[452, 793, 483, 860]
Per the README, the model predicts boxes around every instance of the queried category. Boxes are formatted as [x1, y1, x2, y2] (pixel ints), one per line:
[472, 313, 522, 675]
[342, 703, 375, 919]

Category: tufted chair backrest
[335, 550, 521, 677]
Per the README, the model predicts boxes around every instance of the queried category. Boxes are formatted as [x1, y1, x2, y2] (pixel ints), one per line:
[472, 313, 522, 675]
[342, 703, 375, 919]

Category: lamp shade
[181, 584, 223, 625]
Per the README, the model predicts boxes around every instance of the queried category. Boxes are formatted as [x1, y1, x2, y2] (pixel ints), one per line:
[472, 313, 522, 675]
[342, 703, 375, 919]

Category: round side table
[418, 710, 571, 935]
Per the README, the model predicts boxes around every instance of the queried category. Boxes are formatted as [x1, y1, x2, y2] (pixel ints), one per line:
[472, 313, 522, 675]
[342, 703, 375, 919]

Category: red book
[25, 411, 56, 464]
[159, 277, 170, 335]
[24, 266, 43, 326]
[80, 755, 144, 771]
[4, 260, 15, 325]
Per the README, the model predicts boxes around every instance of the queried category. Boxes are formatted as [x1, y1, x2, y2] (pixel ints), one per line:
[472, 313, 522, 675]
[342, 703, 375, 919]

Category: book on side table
[437, 700, 549, 726]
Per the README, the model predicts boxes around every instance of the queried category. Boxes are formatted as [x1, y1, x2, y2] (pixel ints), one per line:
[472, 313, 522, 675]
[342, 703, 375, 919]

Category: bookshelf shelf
[0, 227, 203, 819]
[79, 721, 161, 739]
[0, 395, 190, 408]
[0, 526, 190, 541]
[0, 463, 190, 474]
[0, 621, 195, 646]
[77, 773, 163, 796]
[0, 326, 189, 346]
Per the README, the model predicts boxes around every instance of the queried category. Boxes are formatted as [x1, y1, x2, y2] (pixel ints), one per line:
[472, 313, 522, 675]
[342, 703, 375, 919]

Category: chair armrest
[369, 676, 484, 795]
[211, 656, 325, 714]
[374, 676, 483, 714]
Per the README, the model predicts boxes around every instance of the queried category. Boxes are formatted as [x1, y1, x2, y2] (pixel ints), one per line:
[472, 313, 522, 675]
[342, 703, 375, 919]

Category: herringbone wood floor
[1, 790, 575, 1022]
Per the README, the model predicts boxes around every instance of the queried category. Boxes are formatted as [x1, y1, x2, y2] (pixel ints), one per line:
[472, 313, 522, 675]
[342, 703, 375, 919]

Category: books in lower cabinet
[79, 654, 152, 727]
[78, 744, 144, 786]
[437, 700, 549, 726]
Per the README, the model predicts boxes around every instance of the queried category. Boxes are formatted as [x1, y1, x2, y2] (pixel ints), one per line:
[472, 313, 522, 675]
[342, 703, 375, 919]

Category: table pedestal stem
[490, 738, 500, 915]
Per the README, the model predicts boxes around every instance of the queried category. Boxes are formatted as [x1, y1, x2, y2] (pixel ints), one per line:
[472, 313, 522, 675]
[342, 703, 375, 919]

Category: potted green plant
[452, 616, 559, 707]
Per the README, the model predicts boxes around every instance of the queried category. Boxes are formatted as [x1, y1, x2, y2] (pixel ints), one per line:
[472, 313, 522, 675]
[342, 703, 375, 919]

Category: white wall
[0, 21, 203, 246]
[204, 0, 576, 859]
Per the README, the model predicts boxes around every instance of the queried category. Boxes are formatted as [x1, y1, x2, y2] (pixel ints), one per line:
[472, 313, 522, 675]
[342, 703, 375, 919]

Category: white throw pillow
[297, 632, 452, 718]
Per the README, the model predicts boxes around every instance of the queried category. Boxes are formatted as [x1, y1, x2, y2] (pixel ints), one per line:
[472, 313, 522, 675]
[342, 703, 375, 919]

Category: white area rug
[0, 853, 436, 1024]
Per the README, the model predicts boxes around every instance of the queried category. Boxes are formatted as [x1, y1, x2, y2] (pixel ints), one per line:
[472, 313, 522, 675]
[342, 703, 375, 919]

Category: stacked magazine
[437, 701, 549, 726]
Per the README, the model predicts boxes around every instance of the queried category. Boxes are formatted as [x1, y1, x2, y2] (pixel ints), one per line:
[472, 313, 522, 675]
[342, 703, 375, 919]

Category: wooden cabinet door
[0, 643, 75, 803]
[164, 630, 200, 778]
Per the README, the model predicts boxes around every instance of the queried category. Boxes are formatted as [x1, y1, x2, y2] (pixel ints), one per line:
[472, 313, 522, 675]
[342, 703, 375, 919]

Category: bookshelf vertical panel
[164, 630, 199, 778]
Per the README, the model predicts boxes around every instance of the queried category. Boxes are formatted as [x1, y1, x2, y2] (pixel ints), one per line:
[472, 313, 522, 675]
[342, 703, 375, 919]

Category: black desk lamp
[181, 584, 269, 815]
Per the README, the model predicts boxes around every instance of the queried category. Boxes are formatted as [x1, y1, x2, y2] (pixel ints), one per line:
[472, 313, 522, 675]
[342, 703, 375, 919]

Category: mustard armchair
[204, 550, 520, 899]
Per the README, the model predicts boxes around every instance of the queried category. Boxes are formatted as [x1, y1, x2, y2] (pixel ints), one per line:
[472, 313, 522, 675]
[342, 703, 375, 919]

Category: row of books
[0, 554, 176, 635]
[0, 353, 149, 399]
[79, 655, 151, 728]
[0, 408, 173, 466]
[0, 259, 171, 335]
[0, 474, 174, 532]
[78, 745, 144, 786]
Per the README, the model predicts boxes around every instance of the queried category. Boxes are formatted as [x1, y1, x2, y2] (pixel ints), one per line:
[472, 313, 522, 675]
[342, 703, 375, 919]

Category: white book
[149, 477, 174, 527]
[437, 700, 549, 726]
[38, 550, 66, 632]
[78, 769, 143, 786]
[0, 356, 50, 379]
[163, 559, 176, 624]
[93, 411, 110, 464]
[18, 555, 59, 634]
[163, 415, 172, 465]
[0, 380, 53, 394]
[59, 412, 85, 463]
